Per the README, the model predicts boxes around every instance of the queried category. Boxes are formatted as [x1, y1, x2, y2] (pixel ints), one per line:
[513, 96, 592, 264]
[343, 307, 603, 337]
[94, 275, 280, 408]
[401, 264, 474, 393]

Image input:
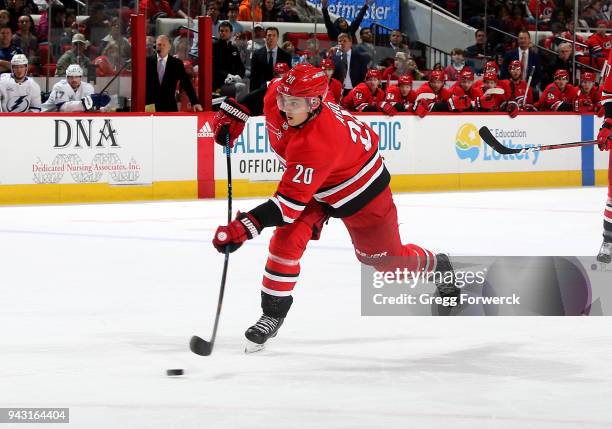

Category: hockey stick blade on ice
[478, 126, 598, 155]
[190, 127, 233, 356]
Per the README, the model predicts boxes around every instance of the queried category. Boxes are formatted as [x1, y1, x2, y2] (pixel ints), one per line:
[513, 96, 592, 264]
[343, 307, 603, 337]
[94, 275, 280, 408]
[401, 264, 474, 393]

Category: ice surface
[1, 188, 611, 429]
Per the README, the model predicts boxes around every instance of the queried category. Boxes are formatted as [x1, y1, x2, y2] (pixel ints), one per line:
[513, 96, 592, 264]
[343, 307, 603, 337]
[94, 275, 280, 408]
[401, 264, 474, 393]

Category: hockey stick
[190, 129, 232, 356]
[521, 65, 535, 108]
[99, 59, 132, 95]
[478, 126, 597, 155]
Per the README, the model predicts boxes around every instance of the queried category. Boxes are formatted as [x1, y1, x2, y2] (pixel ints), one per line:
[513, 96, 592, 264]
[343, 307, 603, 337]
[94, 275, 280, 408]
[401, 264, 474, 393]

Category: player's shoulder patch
[0, 73, 12, 81]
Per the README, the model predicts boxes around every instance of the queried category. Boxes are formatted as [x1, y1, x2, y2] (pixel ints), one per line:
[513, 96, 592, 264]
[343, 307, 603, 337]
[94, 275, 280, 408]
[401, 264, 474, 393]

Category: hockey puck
[166, 369, 184, 376]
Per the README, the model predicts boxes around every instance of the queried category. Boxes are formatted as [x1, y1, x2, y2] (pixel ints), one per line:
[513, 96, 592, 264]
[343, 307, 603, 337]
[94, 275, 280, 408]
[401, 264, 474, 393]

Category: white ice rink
[2, 187, 612, 429]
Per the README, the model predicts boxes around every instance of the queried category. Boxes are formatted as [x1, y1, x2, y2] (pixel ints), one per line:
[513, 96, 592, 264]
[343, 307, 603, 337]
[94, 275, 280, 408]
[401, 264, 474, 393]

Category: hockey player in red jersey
[273, 62, 290, 79]
[472, 61, 500, 92]
[595, 52, 612, 264]
[413, 70, 451, 117]
[384, 74, 416, 112]
[574, 72, 601, 114]
[211, 64, 458, 349]
[341, 69, 389, 113]
[501, 60, 534, 117]
[473, 71, 507, 112]
[447, 68, 478, 112]
[320, 58, 343, 104]
[535, 69, 577, 111]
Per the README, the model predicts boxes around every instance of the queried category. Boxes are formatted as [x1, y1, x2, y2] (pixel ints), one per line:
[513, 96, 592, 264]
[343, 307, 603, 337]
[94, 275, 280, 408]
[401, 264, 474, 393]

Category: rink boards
[0, 113, 199, 205]
[211, 113, 610, 198]
[0, 112, 608, 204]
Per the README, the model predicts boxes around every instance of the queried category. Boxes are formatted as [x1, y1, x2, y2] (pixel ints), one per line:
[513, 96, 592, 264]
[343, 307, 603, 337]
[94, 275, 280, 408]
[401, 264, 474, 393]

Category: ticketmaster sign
[312, 0, 399, 30]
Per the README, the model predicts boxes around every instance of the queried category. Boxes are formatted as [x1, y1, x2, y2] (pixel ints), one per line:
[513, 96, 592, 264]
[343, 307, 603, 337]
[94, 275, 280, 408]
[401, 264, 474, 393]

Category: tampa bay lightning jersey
[42, 79, 95, 112]
[0, 73, 41, 112]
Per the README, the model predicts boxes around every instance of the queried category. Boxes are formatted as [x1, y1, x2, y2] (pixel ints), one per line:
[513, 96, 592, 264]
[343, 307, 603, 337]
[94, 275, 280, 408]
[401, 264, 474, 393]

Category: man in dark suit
[331, 32, 370, 97]
[249, 26, 292, 91]
[501, 30, 542, 90]
[146, 35, 202, 112]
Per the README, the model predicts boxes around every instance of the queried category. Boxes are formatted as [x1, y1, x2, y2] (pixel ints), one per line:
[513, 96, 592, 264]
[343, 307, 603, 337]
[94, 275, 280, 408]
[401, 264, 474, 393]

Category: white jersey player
[42, 64, 110, 112]
[0, 54, 41, 113]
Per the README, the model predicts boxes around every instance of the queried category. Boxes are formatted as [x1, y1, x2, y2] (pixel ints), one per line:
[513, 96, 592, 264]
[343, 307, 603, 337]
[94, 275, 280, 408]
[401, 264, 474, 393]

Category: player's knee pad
[269, 221, 315, 259]
[261, 291, 293, 318]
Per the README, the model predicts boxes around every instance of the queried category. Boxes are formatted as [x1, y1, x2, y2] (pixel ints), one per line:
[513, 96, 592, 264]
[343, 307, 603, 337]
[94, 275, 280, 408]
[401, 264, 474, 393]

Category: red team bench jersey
[501, 79, 534, 105]
[385, 85, 416, 108]
[263, 79, 390, 221]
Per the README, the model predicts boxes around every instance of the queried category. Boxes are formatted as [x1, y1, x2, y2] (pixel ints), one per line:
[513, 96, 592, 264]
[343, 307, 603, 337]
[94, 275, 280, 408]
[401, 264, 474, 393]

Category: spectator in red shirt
[139, 0, 186, 20]
[528, 0, 556, 23]
[587, 20, 612, 69]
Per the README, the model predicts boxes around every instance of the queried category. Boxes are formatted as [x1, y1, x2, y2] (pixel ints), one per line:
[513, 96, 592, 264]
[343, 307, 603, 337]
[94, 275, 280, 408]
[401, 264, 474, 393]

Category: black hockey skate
[433, 254, 462, 316]
[434, 254, 461, 297]
[596, 240, 612, 264]
[244, 315, 284, 353]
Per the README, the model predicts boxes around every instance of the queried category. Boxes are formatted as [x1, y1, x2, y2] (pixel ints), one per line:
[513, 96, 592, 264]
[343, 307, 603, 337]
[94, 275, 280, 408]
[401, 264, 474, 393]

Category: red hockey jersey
[501, 79, 534, 105]
[326, 78, 343, 104]
[341, 82, 385, 112]
[384, 85, 416, 108]
[471, 85, 507, 111]
[587, 32, 612, 57]
[449, 81, 480, 101]
[575, 86, 601, 112]
[263, 79, 390, 220]
[413, 82, 451, 104]
[528, 0, 556, 20]
[535, 82, 577, 111]
[601, 51, 612, 106]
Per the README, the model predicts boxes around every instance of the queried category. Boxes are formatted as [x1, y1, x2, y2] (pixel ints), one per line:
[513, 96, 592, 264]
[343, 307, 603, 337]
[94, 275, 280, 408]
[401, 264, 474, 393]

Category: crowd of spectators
[0, 0, 611, 114]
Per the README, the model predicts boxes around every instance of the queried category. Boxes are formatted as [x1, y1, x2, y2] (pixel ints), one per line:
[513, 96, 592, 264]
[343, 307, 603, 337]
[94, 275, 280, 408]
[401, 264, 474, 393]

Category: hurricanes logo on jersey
[8, 95, 30, 112]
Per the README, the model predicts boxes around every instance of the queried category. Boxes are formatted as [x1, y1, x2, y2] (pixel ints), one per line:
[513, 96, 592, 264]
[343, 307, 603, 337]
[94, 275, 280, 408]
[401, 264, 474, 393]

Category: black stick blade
[190, 335, 213, 356]
[478, 126, 521, 155]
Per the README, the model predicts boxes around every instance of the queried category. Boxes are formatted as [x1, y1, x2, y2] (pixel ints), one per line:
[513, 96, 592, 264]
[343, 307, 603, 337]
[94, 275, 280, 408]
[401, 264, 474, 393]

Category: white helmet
[11, 54, 29, 67]
[66, 64, 84, 77]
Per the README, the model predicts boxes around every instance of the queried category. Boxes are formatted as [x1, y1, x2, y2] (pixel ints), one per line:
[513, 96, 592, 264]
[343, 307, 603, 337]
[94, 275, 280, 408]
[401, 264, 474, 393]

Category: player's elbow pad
[249, 199, 286, 228]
